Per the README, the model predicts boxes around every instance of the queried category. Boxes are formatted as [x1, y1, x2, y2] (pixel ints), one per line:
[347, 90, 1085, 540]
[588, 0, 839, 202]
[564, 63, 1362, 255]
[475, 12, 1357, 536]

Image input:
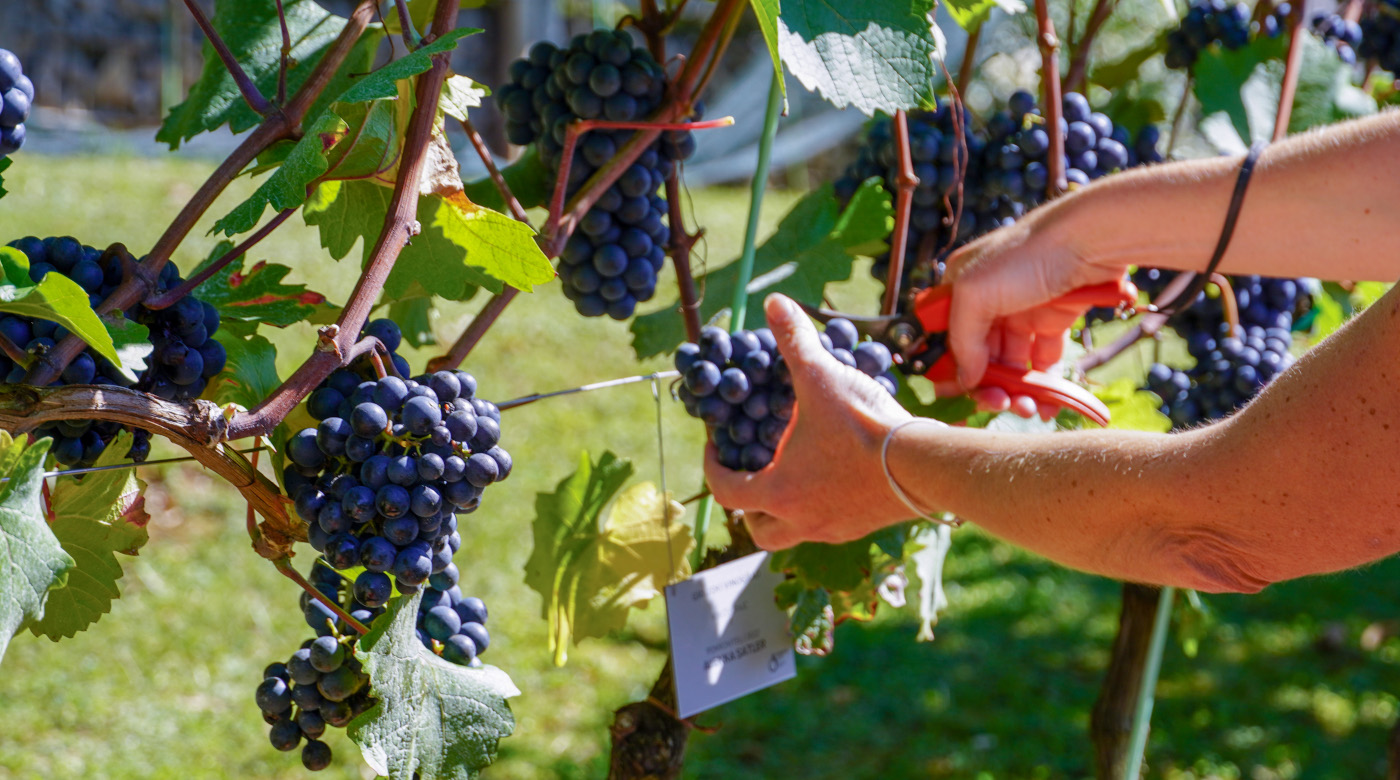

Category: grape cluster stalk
[676, 322, 896, 472]
[496, 30, 696, 319]
[4, 236, 226, 466]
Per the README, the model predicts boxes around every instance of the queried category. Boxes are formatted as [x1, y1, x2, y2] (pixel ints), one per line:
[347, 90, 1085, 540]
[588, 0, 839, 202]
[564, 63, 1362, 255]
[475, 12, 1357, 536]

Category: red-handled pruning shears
[802, 279, 1138, 426]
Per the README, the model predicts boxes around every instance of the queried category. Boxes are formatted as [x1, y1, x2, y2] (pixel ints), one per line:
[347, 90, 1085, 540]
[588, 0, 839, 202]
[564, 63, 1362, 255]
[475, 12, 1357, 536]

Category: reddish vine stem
[1076, 272, 1194, 373]
[0, 331, 27, 366]
[227, 0, 462, 440]
[22, 0, 379, 388]
[1034, 0, 1068, 197]
[182, 0, 273, 116]
[1342, 0, 1365, 24]
[1273, 0, 1307, 141]
[145, 208, 298, 310]
[275, 557, 371, 635]
[1212, 273, 1240, 337]
[635, 0, 669, 62]
[460, 117, 531, 226]
[426, 286, 521, 372]
[956, 25, 982, 95]
[692, 8, 744, 100]
[393, 0, 420, 50]
[665, 172, 704, 342]
[1063, 0, 1117, 93]
[274, 0, 292, 104]
[882, 110, 918, 317]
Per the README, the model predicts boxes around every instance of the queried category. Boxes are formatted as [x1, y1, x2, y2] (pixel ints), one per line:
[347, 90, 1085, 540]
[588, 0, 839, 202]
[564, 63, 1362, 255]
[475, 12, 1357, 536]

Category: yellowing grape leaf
[524, 452, 693, 666]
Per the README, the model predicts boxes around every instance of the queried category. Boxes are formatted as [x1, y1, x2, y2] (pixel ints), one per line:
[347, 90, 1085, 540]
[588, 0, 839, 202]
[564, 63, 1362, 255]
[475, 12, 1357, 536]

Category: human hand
[940, 212, 1131, 419]
[704, 294, 915, 550]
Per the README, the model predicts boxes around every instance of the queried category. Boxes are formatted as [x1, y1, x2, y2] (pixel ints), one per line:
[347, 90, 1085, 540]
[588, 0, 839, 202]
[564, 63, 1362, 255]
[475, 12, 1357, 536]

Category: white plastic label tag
[664, 551, 796, 718]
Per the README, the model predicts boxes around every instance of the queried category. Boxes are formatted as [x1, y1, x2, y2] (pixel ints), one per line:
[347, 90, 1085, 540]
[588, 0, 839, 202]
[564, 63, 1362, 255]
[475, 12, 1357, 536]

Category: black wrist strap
[1155, 140, 1268, 315]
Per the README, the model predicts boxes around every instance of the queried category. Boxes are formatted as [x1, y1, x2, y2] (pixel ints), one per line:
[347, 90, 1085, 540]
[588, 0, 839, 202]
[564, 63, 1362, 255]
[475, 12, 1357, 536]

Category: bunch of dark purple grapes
[1138, 271, 1311, 428]
[283, 319, 510, 611]
[1359, 0, 1400, 73]
[0, 49, 32, 158]
[1165, 0, 1293, 69]
[497, 31, 694, 319]
[676, 322, 896, 471]
[1312, 12, 1363, 63]
[4, 235, 225, 467]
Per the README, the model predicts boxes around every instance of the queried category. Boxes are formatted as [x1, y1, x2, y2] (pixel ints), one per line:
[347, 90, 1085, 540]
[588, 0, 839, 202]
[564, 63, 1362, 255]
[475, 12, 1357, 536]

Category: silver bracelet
[881, 418, 963, 529]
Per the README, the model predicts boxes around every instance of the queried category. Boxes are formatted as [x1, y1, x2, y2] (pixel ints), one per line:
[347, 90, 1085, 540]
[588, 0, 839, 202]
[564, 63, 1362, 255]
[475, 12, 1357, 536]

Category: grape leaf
[907, 522, 953, 642]
[783, 583, 835, 656]
[524, 451, 693, 666]
[771, 524, 910, 627]
[28, 432, 149, 641]
[0, 158, 10, 201]
[349, 591, 519, 780]
[387, 296, 437, 347]
[943, 0, 1026, 31]
[208, 332, 280, 412]
[631, 179, 891, 358]
[0, 248, 144, 377]
[192, 243, 337, 334]
[748, 0, 787, 107]
[157, 0, 382, 149]
[0, 436, 73, 666]
[99, 313, 155, 382]
[1090, 30, 1170, 90]
[772, 0, 939, 115]
[213, 112, 349, 236]
[461, 147, 550, 213]
[303, 179, 554, 299]
[441, 75, 489, 122]
[1097, 378, 1172, 433]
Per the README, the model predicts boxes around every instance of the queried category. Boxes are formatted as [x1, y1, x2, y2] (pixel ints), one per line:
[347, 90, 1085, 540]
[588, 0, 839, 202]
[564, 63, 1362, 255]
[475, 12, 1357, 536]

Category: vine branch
[0, 331, 27, 366]
[955, 24, 982, 96]
[1273, 0, 1307, 142]
[182, 0, 273, 116]
[882, 110, 918, 316]
[460, 117, 531, 226]
[1063, 0, 1117, 94]
[1034, 0, 1068, 197]
[144, 208, 298, 310]
[666, 172, 703, 342]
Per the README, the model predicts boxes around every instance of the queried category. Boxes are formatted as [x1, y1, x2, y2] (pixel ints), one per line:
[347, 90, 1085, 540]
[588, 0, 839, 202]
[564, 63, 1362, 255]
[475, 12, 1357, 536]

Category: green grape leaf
[0, 248, 141, 376]
[524, 452, 693, 666]
[461, 147, 550, 213]
[208, 332, 281, 412]
[100, 314, 155, 382]
[906, 522, 953, 642]
[1090, 30, 1170, 90]
[782, 583, 835, 656]
[943, 0, 1026, 32]
[0, 436, 73, 666]
[28, 432, 149, 641]
[0, 158, 10, 201]
[631, 179, 891, 358]
[1097, 378, 1172, 433]
[349, 591, 519, 780]
[772, 0, 938, 115]
[192, 243, 337, 332]
[213, 112, 349, 236]
[157, 0, 382, 149]
[338, 28, 480, 105]
[771, 523, 910, 628]
[303, 179, 554, 300]
[387, 296, 437, 347]
[748, 0, 787, 107]
[1194, 33, 1376, 147]
[325, 99, 402, 184]
[441, 75, 489, 122]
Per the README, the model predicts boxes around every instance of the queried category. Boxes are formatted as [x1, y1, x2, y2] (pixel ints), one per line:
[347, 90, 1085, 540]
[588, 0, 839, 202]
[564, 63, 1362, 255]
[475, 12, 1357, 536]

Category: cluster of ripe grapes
[1359, 0, 1400, 72]
[4, 236, 226, 467]
[283, 319, 510, 606]
[834, 91, 1163, 294]
[1137, 270, 1311, 428]
[497, 31, 695, 320]
[0, 49, 32, 158]
[1312, 12, 1364, 63]
[1165, 0, 1291, 69]
[676, 322, 896, 471]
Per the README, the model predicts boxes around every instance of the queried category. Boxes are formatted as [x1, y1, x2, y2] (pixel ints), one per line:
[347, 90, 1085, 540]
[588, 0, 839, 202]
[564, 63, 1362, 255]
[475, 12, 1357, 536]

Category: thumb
[946, 283, 995, 390]
[764, 294, 835, 383]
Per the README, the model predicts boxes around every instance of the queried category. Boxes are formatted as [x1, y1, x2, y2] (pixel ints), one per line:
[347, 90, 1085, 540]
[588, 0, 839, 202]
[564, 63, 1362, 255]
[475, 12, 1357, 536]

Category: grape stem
[274, 557, 371, 635]
[21, 0, 381, 388]
[226, 0, 463, 441]
[0, 331, 28, 367]
[955, 24, 982, 95]
[1063, 0, 1118, 94]
[1033, 0, 1068, 197]
[1167, 74, 1193, 157]
[1212, 273, 1240, 338]
[882, 110, 919, 317]
[274, 0, 292, 104]
[459, 117, 531, 226]
[182, 0, 274, 116]
[1075, 271, 1194, 373]
[143, 208, 298, 311]
[664, 172, 704, 343]
[1273, 0, 1307, 142]
[393, 0, 423, 50]
[426, 286, 521, 372]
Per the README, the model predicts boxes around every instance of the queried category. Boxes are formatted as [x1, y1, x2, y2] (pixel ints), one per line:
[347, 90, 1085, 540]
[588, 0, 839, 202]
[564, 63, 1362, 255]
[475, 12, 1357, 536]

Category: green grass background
[1, 156, 1398, 780]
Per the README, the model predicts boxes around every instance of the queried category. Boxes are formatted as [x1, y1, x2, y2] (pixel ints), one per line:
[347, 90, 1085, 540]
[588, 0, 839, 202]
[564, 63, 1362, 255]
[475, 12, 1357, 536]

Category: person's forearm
[890, 278, 1400, 592]
[1033, 108, 1400, 281]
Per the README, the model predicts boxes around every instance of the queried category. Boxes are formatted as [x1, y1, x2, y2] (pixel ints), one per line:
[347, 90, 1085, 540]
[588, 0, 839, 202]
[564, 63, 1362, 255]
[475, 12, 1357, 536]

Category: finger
[970, 386, 1010, 413]
[764, 294, 838, 387]
[1037, 401, 1061, 422]
[1009, 394, 1038, 419]
[742, 510, 802, 551]
[998, 328, 1035, 370]
[703, 441, 764, 510]
[947, 281, 997, 390]
[1030, 332, 1066, 371]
